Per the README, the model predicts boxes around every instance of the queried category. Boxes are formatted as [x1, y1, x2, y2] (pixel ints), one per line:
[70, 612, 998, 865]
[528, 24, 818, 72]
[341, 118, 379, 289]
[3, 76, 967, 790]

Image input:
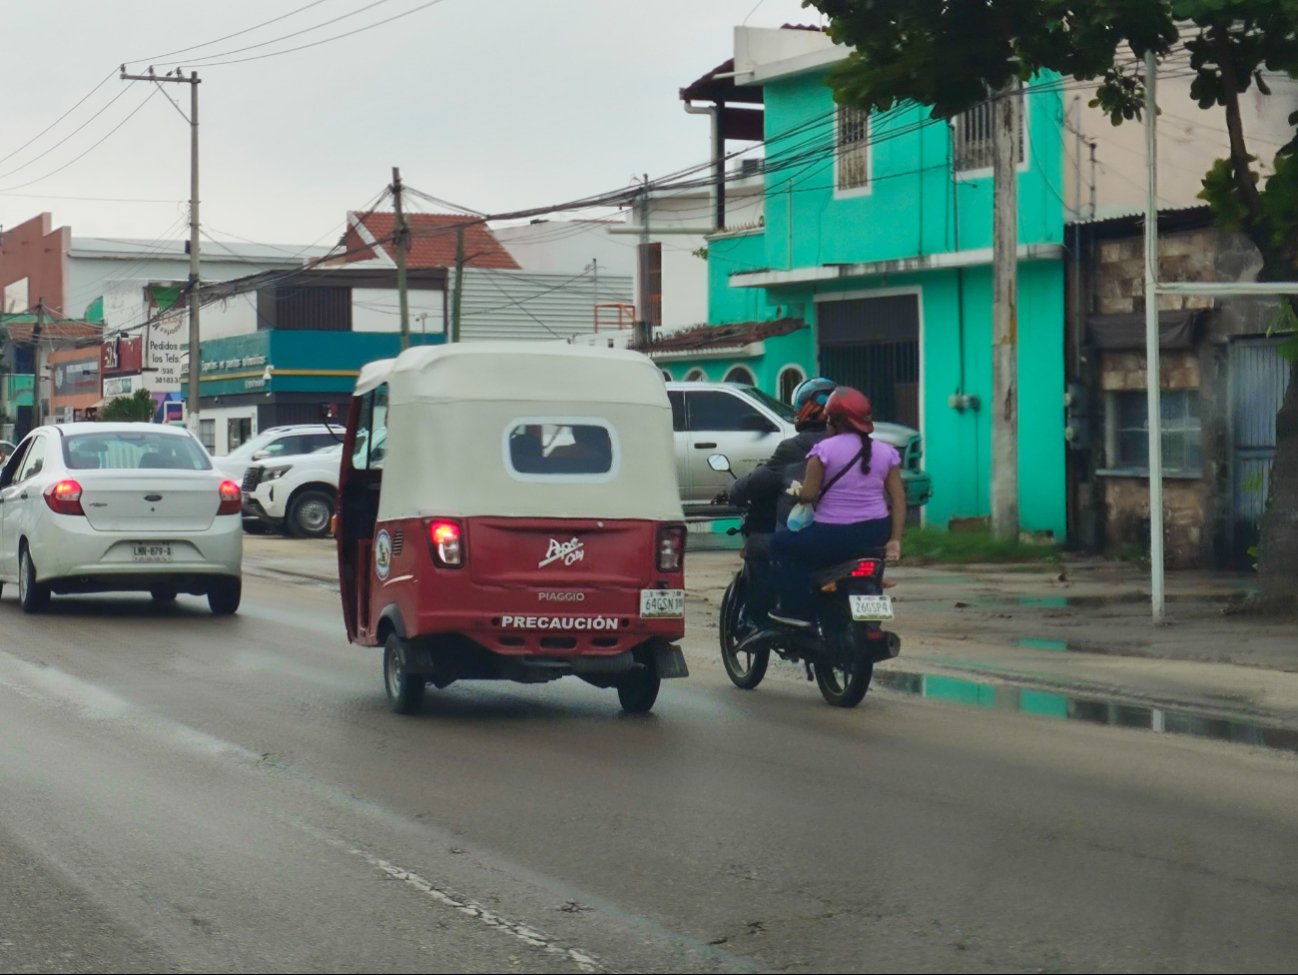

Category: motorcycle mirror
[707, 453, 732, 473]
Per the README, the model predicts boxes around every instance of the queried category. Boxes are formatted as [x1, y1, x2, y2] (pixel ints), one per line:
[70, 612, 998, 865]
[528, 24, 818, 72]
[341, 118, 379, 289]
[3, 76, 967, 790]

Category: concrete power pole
[32, 300, 45, 426]
[121, 67, 201, 429]
[451, 223, 466, 343]
[392, 167, 410, 350]
[990, 81, 1020, 541]
[635, 175, 652, 348]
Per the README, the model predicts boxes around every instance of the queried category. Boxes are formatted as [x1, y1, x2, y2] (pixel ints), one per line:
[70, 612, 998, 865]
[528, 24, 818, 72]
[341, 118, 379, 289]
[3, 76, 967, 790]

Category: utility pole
[590, 257, 599, 332]
[990, 81, 1020, 541]
[392, 166, 411, 349]
[1143, 53, 1166, 622]
[451, 223, 466, 343]
[121, 67, 201, 429]
[635, 174, 652, 348]
[32, 300, 45, 426]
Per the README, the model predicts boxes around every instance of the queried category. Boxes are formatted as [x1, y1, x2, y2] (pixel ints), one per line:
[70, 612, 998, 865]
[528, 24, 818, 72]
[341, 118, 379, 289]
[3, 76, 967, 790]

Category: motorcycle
[709, 454, 901, 708]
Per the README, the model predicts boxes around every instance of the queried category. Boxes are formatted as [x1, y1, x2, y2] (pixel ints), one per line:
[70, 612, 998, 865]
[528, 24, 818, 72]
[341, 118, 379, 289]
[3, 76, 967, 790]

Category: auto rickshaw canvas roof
[362, 342, 670, 408]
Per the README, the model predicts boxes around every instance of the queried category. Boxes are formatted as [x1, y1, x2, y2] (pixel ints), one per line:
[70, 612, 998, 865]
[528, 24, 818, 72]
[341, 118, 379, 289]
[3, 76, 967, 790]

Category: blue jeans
[769, 518, 891, 618]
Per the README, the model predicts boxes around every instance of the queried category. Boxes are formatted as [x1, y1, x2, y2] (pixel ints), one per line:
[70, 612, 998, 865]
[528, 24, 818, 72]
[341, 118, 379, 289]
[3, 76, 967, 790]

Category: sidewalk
[243, 535, 1298, 739]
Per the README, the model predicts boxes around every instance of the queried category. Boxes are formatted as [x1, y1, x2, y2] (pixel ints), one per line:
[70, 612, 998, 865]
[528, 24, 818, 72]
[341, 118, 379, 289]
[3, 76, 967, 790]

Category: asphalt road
[1, 574, 1295, 974]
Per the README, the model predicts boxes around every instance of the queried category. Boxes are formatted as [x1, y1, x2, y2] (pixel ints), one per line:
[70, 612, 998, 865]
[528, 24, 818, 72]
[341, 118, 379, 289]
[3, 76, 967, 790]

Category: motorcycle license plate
[640, 589, 685, 618]
[850, 594, 893, 621]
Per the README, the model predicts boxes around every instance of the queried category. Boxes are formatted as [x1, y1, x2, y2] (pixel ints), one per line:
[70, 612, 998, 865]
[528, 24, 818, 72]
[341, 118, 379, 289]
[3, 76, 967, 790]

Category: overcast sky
[0, 0, 820, 250]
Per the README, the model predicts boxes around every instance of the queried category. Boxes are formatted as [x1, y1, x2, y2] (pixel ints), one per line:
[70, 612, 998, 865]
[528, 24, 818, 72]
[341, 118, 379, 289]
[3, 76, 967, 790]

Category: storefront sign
[103, 375, 137, 398]
[147, 314, 186, 392]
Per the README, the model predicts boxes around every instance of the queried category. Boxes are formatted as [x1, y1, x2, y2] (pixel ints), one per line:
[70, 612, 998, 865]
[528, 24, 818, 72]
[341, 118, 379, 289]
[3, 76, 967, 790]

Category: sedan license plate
[640, 588, 685, 619]
[850, 594, 893, 621]
[132, 542, 173, 563]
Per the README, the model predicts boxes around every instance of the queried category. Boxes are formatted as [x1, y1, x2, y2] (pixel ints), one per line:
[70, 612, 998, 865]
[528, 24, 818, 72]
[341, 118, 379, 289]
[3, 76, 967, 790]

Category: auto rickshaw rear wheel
[384, 633, 426, 714]
[616, 666, 660, 714]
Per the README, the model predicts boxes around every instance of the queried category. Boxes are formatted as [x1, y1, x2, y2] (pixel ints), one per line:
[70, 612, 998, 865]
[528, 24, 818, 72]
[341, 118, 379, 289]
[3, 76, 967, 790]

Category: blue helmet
[792, 376, 836, 410]
[791, 376, 837, 429]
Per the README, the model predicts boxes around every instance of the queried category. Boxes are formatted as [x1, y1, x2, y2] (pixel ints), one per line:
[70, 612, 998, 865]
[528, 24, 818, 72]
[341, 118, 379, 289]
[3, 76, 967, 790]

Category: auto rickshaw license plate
[850, 595, 893, 621]
[640, 589, 685, 618]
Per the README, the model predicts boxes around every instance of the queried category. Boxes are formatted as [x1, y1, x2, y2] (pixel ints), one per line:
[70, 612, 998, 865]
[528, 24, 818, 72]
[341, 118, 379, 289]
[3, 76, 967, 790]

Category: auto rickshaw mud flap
[653, 641, 690, 679]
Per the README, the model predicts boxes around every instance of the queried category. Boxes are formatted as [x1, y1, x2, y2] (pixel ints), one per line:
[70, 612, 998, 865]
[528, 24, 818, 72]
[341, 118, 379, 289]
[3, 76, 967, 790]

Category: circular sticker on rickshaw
[375, 529, 392, 581]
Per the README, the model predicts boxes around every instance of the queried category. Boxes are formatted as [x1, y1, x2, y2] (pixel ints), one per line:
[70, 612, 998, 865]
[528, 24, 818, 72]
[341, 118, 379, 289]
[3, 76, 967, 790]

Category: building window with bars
[952, 85, 1025, 175]
[1104, 389, 1203, 475]
[836, 105, 870, 192]
[199, 418, 216, 452]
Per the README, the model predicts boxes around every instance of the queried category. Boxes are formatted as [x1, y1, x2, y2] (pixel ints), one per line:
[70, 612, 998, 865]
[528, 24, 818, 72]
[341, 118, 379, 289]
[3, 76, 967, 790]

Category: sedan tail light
[427, 520, 464, 568]
[657, 525, 686, 572]
[44, 479, 85, 516]
[218, 480, 242, 515]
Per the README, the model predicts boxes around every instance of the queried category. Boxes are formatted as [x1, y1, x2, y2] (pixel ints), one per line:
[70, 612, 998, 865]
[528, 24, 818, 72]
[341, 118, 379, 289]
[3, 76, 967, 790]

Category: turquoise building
[662, 29, 1068, 537]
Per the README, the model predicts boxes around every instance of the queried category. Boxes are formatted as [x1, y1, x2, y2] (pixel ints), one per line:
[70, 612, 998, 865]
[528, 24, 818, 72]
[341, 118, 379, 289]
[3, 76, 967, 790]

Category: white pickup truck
[241, 444, 343, 538]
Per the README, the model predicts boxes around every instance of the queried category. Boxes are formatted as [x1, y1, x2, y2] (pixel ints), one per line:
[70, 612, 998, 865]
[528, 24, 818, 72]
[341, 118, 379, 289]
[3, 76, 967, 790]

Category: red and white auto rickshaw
[336, 343, 689, 714]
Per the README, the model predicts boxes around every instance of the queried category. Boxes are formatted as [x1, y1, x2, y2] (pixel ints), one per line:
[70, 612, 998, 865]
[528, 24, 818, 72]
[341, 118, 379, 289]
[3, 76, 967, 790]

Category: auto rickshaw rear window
[507, 421, 616, 477]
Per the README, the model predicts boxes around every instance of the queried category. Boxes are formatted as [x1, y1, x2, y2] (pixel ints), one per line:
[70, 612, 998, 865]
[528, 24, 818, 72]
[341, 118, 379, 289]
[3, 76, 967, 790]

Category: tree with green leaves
[807, 0, 1298, 612]
[98, 388, 155, 423]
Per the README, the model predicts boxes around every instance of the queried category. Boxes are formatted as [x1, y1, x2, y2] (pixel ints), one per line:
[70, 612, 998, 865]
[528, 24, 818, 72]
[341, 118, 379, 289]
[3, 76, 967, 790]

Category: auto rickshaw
[336, 342, 689, 714]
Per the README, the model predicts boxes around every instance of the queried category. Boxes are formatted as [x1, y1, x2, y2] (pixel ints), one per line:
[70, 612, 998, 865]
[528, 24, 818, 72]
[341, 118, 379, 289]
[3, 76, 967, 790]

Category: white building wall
[199, 404, 261, 456]
[1064, 72, 1298, 220]
[495, 220, 633, 276]
[351, 287, 446, 335]
[458, 268, 633, 342]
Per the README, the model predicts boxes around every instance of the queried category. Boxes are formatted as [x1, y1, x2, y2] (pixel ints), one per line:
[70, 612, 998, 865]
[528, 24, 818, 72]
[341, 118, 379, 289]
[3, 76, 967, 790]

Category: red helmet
[825, 387, 874, 434]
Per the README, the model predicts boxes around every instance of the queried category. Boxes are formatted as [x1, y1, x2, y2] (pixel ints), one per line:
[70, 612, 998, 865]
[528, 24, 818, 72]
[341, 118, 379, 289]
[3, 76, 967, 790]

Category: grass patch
[904, 527, 1062, 564]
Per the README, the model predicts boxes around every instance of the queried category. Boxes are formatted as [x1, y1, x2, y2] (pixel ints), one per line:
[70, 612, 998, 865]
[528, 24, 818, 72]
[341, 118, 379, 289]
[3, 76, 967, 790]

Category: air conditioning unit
[738, 158, 764, 178]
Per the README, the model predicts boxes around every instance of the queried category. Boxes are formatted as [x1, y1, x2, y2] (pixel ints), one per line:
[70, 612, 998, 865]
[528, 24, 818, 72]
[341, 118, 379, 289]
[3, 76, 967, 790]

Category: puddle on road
[873, 670, 1298, 756]
[1015, 637, 1151, 656]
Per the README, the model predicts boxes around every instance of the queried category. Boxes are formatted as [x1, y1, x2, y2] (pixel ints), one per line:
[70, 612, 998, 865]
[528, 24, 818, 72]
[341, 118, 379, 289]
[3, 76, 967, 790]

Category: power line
[0, 69, 118, 167]
[154, 0, 452, 69]
[124, 0, 337, 66]
[0, 85, 134, 182]
[0, 88, 160, 194]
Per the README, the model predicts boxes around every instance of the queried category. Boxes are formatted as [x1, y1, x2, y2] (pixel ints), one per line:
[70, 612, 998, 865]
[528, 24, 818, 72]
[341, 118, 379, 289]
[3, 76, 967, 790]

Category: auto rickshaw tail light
[657, 525, 685, 572]
[218, 480, 242, 515]
[428, 520, 463, 567]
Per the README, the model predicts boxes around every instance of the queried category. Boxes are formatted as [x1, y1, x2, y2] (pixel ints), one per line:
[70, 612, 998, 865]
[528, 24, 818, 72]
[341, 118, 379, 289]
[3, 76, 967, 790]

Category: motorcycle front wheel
[814, 658, 872, 708]
[719, 577, 770, 690]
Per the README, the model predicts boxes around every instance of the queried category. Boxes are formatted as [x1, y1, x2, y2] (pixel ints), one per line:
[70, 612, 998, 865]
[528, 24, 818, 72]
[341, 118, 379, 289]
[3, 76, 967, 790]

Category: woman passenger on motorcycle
[768, 387, 906, 627]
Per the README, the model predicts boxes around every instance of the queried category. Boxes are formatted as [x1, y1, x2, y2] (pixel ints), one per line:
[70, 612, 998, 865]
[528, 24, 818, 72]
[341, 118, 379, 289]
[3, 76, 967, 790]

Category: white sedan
[0, 422, 243, 614]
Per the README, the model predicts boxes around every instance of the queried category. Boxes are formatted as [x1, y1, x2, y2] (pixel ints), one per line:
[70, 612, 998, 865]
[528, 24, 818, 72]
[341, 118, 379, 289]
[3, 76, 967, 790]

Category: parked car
[0, 423, 243, 614]
[242, 444, 342, 538]
[664, 382, 932, 512]
[212, 423, 343, 483]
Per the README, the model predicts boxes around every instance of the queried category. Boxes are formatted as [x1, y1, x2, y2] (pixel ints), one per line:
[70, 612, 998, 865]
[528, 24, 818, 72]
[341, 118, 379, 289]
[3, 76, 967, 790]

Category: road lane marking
[295, 824, 606, 973]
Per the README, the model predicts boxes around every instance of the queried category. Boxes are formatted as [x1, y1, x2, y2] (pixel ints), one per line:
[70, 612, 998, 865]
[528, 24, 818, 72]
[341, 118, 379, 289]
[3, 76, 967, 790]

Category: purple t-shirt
[807, 433, 900, 525]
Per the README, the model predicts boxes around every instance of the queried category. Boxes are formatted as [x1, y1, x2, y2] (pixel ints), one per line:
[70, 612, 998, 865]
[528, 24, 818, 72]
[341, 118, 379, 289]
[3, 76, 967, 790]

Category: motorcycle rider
[713, 377, 837, 625]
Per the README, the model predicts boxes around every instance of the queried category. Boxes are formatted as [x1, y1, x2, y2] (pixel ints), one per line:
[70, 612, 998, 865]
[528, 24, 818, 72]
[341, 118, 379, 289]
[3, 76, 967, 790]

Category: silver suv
[664, 382, 931, 511]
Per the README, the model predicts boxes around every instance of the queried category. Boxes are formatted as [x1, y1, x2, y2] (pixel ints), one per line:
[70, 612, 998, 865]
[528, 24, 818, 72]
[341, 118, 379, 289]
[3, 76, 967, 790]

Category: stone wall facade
[1074, 216, 1283, 568]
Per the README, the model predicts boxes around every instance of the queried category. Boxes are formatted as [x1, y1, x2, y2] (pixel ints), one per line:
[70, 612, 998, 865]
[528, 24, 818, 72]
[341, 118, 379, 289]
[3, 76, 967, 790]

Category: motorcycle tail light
[428, 520, 464, 568]
[218, 480, 242, 515]
[657, 525, 685, 572]
[44, 479, 85, 516]
[851, 559, 882, 578]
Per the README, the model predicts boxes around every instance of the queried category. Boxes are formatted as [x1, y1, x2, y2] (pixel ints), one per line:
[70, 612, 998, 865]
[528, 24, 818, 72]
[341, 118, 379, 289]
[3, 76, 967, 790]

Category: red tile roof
[0, 316, 101, 344]
[344, 211, 519, 270]
[637, 317, 805, 353]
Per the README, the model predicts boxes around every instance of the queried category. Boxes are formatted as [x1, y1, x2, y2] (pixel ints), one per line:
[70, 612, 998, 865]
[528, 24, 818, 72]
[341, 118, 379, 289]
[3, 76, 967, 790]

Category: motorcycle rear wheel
[719, 578, 770, 690]
[814, 658, 872, 708]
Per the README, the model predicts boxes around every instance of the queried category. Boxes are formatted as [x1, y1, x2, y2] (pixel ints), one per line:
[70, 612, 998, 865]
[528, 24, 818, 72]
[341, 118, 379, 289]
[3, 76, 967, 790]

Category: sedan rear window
[64, 432, 212, 471]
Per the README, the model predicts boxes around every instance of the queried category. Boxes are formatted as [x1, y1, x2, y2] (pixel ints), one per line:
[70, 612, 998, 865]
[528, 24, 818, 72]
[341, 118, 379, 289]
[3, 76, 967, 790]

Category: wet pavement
[243, 535, 1298, 755]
